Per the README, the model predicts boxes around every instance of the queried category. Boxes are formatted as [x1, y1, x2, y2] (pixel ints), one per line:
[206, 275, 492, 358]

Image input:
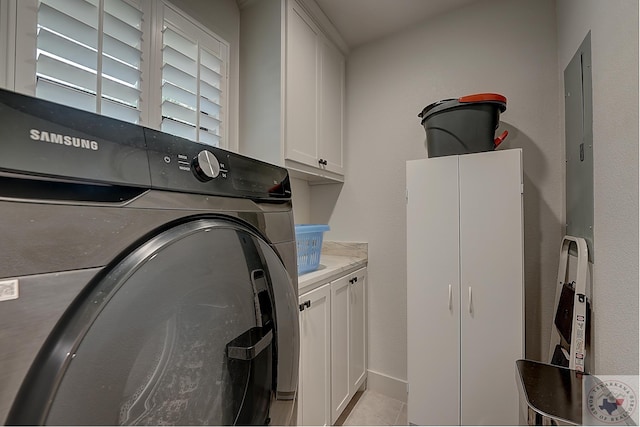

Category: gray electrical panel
[565, 32, 594, 262]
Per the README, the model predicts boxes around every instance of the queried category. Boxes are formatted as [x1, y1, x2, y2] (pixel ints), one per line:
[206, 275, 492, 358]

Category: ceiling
[314, 0, 479, 49]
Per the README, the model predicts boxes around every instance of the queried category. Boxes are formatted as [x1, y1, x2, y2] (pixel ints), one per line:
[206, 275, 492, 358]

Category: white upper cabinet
[239, 0, 346, 183]
[285, 2, 320, 169]
[318, 35, 344, 175]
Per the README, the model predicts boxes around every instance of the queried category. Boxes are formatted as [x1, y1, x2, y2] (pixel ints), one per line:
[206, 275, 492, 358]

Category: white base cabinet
[330, 268, 367, 424]
[298, 267, 367, 426]
[348, 268, 367, 399]
[406, 149, 524, 426]
[298, 283, 331, 426]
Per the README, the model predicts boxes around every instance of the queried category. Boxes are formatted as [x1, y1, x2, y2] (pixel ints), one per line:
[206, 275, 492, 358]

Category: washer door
[7, 218, 297, 426]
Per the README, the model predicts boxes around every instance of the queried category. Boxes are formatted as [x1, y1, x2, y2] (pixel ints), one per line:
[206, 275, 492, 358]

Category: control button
[163, 156, 171, 164]
[192, 150, 220, 182]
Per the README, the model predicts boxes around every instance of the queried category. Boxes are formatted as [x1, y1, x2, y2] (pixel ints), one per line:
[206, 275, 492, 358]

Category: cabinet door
[348, 268, 366, 395]
[458, 150, 523, 425]
[406, 156, 461, 426]
[330, 275, 350, 424]
[285, 1, 319, 168]
[319, 36, 344, 175]
[299, 284, 331, 426]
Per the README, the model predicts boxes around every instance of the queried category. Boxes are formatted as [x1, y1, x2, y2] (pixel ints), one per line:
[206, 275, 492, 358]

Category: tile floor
[335, 390, 408, 426]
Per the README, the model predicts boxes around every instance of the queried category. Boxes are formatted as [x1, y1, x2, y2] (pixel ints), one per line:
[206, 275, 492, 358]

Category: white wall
[556, 0, 639, 375]
[312, 0, 562, 388]
[291, 178, 312, 224]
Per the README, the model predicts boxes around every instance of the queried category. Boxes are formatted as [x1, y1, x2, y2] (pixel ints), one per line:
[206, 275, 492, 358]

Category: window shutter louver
[35, 0, 143, 124]
[198, 49, 223, 146]
[160, 10, 226, 147]
[161, 26, 198, 141]
[36, 0, 98, 106]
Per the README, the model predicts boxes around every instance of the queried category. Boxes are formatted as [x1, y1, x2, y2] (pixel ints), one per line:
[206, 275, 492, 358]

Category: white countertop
[298, 254, 367, 295]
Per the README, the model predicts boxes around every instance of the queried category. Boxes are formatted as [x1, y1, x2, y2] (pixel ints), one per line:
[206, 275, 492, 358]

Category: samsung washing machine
[0, 88, 299, 425]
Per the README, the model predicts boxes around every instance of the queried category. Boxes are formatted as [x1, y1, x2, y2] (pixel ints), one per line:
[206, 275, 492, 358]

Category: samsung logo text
[29, 129, 99, 151]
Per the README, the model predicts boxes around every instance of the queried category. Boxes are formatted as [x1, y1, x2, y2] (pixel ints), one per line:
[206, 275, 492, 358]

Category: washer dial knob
[192, 150, 220, 182]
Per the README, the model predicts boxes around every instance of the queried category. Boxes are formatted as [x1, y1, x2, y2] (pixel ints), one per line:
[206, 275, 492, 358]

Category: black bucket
[418, 93, 508, 158]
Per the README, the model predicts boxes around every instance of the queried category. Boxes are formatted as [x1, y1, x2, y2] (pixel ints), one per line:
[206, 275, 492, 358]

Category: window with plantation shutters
[35, 0, 144, 124]
[160, 4, 227, 147]
[11, 0, 230, 149]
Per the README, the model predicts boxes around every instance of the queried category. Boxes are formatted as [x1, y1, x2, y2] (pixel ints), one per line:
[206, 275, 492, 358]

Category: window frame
[0, 0, 16, 90]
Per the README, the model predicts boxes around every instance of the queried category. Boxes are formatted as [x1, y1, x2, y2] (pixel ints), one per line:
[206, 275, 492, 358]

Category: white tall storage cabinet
[406, 149, 524, 426]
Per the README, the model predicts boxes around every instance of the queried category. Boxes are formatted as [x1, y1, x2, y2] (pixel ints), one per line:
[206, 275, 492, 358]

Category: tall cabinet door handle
[448, 284, 452, 311]
[468, 286, 472, 313]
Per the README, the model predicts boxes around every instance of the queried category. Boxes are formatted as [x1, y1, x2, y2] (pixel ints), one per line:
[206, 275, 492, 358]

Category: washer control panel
[0, 88, 151, 187]
[0, 88, 290, 201]
[145, 128, 290, 200]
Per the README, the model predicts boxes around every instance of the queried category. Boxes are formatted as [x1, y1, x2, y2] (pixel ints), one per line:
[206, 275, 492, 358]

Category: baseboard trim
[366, 369, 408, 403]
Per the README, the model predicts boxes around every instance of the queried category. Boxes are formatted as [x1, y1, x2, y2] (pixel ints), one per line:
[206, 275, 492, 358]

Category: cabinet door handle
[448, 284, 452, 311]
[299, 300, 311, 311]
[468, 286, 472, 314]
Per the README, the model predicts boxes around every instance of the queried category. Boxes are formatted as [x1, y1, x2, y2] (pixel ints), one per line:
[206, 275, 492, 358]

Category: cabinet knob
[318, 159, 327, 166]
